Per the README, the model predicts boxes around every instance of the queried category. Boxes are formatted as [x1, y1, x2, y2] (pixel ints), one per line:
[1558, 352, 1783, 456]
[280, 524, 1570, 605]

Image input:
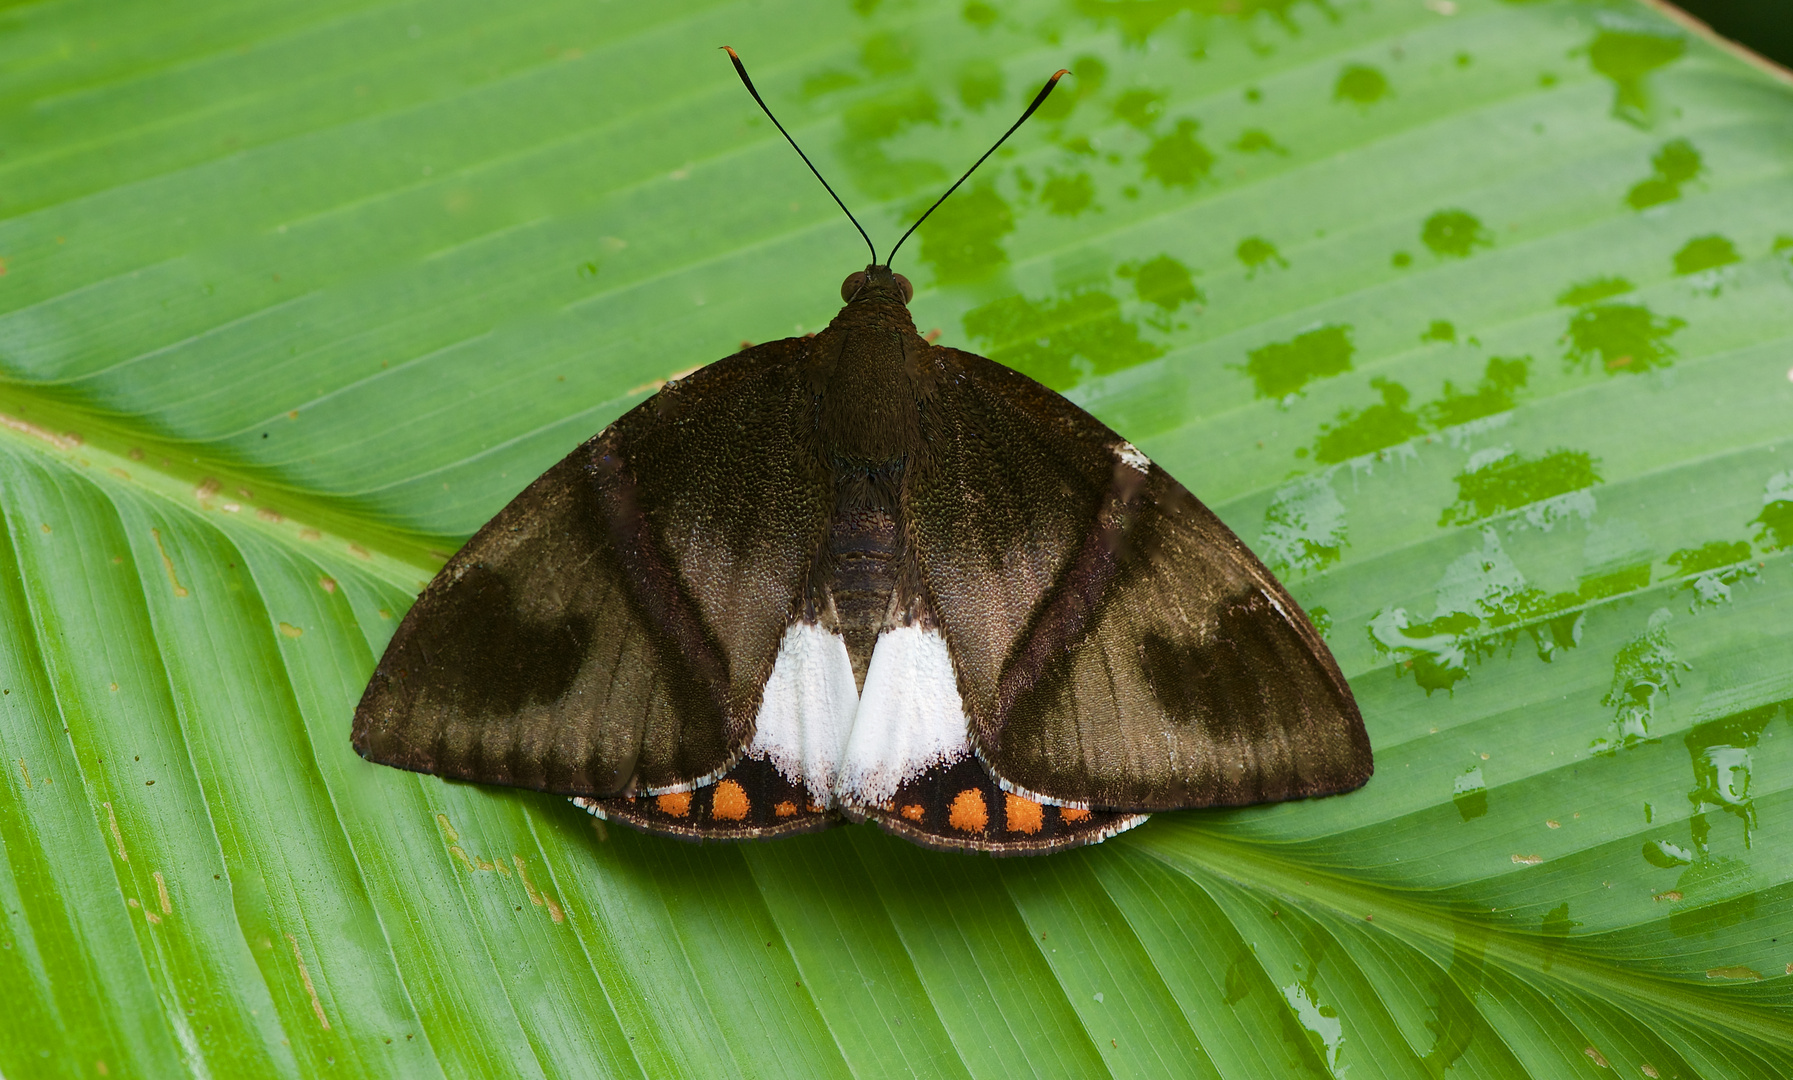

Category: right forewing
[351, 338, 831, 797]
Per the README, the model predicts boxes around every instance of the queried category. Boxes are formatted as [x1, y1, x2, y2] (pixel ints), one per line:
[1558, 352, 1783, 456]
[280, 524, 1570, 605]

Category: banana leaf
[1, 0, 1789, 1075]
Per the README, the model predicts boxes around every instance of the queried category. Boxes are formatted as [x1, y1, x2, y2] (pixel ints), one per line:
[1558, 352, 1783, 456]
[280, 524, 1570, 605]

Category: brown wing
[847, 752, 1148, 856]
[352, 338, 831, 798]
[907, 346, 1371, 811]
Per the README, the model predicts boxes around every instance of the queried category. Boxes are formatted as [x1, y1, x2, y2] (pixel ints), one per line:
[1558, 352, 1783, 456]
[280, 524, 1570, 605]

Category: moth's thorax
[802, 277, 931, 685]
[812, 296, 928, 467]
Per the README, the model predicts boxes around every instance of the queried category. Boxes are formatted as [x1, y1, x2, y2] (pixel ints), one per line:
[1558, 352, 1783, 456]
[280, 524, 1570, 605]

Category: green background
[1, 0, 1790, 1076]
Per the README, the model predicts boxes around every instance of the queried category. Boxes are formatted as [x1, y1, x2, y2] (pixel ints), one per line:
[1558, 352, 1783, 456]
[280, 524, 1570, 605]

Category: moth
[352, 50, 1372, 854]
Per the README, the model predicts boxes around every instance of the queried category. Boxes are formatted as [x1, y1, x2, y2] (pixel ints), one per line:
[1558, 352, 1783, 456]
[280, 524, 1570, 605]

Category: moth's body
[353, 267, 1371, 854]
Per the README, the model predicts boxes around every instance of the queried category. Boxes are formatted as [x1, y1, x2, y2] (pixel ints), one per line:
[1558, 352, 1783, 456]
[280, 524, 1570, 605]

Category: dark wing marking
[577, 755, 837, 841]
[909, 346, 1371, 810]
[847, 753, 1146, 855]
[352, 338, 831, 797]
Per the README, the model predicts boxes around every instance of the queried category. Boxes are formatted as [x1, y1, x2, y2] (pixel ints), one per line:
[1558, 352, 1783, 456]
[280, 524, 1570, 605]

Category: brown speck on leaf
[1511, 854, 1542, 865]
[1583, 1046, 1608, 1068]
[298, 528, 321, 542]
[318, 576, 336, 593]
[285, 933, 331, 1029]
[0, 412, 79, 450]
[287, 410, 299, 420]
[154, 871, 171, 914]
[256, 508, 282, 523]
[278, 623, 303, 638]
[39, 523, 50, 534]
[347, 543, 371, 559]
[108, 467, 130, 480]
[236, 487, 253, 499]
[104, 801, 127, 861]
[194, 478, 221, 500]
[1705, 966, 1762, 981]
[1546, 820, 1560, 829]
[128, 447, 145, 460]
[110, 683, 117, 692]
[428, 550, 450, 561]
[514, 855, 545, 907]
[151, 529, 190, 598]
[1653, 890, 1683, 902]
[220, 502, 240, 513]
[1642, 1066, 1660, 1079]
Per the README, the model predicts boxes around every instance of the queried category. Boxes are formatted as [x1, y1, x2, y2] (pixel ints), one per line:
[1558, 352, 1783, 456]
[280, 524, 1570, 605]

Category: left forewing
[911, 348, 1370, 811]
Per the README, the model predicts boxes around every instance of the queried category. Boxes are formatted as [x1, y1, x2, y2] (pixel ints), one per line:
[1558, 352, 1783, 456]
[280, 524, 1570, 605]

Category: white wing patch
[1116, 441, 1152, 474]
[834, 625, 973, 809]
[747, 622, 859, 805]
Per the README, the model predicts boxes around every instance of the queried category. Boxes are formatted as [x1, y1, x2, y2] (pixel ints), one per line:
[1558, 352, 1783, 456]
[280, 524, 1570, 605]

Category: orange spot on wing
[774, 800, 798, 818]
[900, 804, 925, 822]
[656, 792, 692, 818]
[711, 780, 749, 821]
[1005, 793, 1043, 834]
[1060, 807, 1091, 823]
[948, 789, 987, 832]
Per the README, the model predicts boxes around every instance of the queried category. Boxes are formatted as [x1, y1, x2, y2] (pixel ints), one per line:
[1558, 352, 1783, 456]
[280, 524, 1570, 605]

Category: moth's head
[841, 265, 913, 306]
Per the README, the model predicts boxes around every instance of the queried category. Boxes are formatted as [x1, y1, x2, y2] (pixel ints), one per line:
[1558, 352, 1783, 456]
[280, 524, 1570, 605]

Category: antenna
[886, 69, 1069, 269]
[723, 47, 878, 267]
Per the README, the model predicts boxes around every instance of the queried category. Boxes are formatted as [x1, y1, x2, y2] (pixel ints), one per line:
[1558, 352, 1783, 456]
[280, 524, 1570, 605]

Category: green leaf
[3, 0, 1791, 1076]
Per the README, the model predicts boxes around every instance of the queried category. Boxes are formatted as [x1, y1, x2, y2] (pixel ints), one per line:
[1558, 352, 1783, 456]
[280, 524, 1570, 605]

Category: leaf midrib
[1130, 824, 1793, 1050]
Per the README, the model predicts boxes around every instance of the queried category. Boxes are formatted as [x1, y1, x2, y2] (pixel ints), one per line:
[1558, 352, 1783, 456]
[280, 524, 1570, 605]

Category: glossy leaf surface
[2, 0, 1790, 1076]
